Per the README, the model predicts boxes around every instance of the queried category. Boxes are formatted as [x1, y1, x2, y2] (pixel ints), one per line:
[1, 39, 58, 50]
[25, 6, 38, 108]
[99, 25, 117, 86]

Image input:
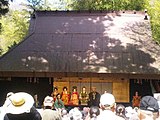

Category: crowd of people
[0, 89, 160, 120]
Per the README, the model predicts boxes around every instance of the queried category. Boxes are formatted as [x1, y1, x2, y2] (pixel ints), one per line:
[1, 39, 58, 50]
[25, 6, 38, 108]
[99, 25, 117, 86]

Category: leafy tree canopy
[0, 10, 29, 55]
[145, 0, 160, 44]
[70, 0, 146, 11]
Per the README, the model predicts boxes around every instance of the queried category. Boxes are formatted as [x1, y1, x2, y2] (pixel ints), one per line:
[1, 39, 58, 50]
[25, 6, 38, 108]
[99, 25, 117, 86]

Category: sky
[9, 0, 28, 10]
[9, 0, 66, 10]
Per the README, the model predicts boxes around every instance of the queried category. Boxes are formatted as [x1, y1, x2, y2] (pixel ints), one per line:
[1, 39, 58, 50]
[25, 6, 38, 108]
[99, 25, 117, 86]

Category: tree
[145, 0, 160, 44]
[0, 0, 9, 15]
[70, 0, 146, 11]
[0, 10, 29, 55]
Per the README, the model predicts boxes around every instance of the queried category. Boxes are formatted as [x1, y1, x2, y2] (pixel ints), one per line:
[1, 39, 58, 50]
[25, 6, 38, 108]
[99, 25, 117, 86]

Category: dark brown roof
[0, 10, 160, 74]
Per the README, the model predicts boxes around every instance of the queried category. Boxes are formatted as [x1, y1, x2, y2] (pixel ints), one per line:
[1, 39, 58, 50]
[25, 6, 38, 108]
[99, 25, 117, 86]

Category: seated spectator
[89, 106, 100, 120]
[115, 104, 127, 120]
[69, 107, 82, 120]
[0, 92, 14, 120]
[41, 96, 62, 120]
[3, 92, 14, 108]
[97, 93, 125, 120]
[61, 108, 70, 120]
[3, 92, 41, 120]
[156, 95, 160, 112]
[125, 106, 139, 120]
[139, 96, 159, 120]
[82, 107, 89, 120]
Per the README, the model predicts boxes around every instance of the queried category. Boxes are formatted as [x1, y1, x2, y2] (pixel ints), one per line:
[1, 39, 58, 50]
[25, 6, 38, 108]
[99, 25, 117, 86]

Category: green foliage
[70, 0, 146, 11]
[145, 0, 160, 44]
[0, 10, 29, 55]
[26, 0, 58, 11]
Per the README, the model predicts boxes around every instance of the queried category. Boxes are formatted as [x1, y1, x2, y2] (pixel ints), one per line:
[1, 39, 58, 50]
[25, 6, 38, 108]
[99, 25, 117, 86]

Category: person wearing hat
[97, 93, 125, 120]
[41, 96, 62, 120]
[138, 96, 159, 120]
[156, 95, 160, 113]
[3, 92, 42, 120]
[0, 92, 14, 120]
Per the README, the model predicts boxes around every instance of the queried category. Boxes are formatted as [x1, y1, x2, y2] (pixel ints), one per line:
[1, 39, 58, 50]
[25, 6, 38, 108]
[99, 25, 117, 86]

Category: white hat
[6, 92, 14, 98]
[5, 92, 34, 114]
[100, 93, 115, 106]
[43, 96, 53, 107]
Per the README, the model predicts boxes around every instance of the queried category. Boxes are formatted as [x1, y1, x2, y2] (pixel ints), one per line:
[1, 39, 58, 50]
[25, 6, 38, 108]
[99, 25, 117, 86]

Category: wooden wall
[54, 77, 129, 103]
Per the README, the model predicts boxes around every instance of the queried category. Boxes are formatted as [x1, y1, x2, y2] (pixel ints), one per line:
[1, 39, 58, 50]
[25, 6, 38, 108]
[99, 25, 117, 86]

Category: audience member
[82, 107, 90, 120]
[115, 104, 128, 120]
[97, 93, 125, 120]
[0, 92, 14, 120]
[89, 106, 100, 120]
[3, 92, 14, 107]
[41, 96, 62, 120]
[156, 95, 160, 112]
[139, 96, 159, 120]
[69, 107, 82, 120]
[3, 92, 41, 120]
[61, 108, 70, 120]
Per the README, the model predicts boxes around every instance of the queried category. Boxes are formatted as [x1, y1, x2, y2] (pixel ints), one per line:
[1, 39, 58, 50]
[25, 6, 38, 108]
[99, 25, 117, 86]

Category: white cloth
[0, 107, 6, 120]
[97, 109, 125, 120]
[41, 109, 62, 120]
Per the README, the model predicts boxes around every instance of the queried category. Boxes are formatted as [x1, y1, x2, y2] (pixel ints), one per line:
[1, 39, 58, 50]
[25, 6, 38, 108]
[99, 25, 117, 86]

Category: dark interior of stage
[0, 77, 158, 107]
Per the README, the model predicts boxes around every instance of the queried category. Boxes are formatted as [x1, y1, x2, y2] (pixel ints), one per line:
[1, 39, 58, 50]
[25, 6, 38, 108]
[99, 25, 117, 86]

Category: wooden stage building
[0, 10, 160, 106]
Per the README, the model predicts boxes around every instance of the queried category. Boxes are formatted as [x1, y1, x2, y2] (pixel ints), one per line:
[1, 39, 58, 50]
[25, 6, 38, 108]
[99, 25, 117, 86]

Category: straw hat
[5, 92, 34, 114]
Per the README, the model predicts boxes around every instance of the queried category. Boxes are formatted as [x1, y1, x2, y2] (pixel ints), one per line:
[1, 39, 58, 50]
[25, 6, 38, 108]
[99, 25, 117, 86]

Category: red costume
[51, 87, 59, 102]
[61, 87, 70, 105]
[132, 92, 141, 108]
[70, 91, 79, 105]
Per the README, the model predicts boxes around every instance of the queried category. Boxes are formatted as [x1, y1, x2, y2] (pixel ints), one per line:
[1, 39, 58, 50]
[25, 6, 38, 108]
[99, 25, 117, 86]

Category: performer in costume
[54, 93, 65, 110]
[132, 91, 141, 108]
[61, 86, 70, 105]
[51, 87, 59, 102]
[79, 86, 89, 105]
[88, 87, 100, 107]
[70, 86, 79, 105]
[33, 94, 41, 108]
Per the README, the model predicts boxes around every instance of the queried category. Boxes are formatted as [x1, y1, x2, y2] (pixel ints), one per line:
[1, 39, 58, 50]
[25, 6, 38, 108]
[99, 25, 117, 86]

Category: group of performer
[51, 86, 141, 108]
[51, 86, 101, 107]
[34, 86, 141, 109]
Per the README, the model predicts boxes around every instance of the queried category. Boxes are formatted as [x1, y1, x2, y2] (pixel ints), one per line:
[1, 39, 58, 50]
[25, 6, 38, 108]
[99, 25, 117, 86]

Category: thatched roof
[0, 10, 160, 75]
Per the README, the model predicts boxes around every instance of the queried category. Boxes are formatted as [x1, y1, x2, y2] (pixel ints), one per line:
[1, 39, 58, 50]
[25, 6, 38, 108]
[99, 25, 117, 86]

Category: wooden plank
[71, 35, 83, 51]
[113, 82, 129, 102]
[62, 34, 72, 52]
[69, 52, 78, 72]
